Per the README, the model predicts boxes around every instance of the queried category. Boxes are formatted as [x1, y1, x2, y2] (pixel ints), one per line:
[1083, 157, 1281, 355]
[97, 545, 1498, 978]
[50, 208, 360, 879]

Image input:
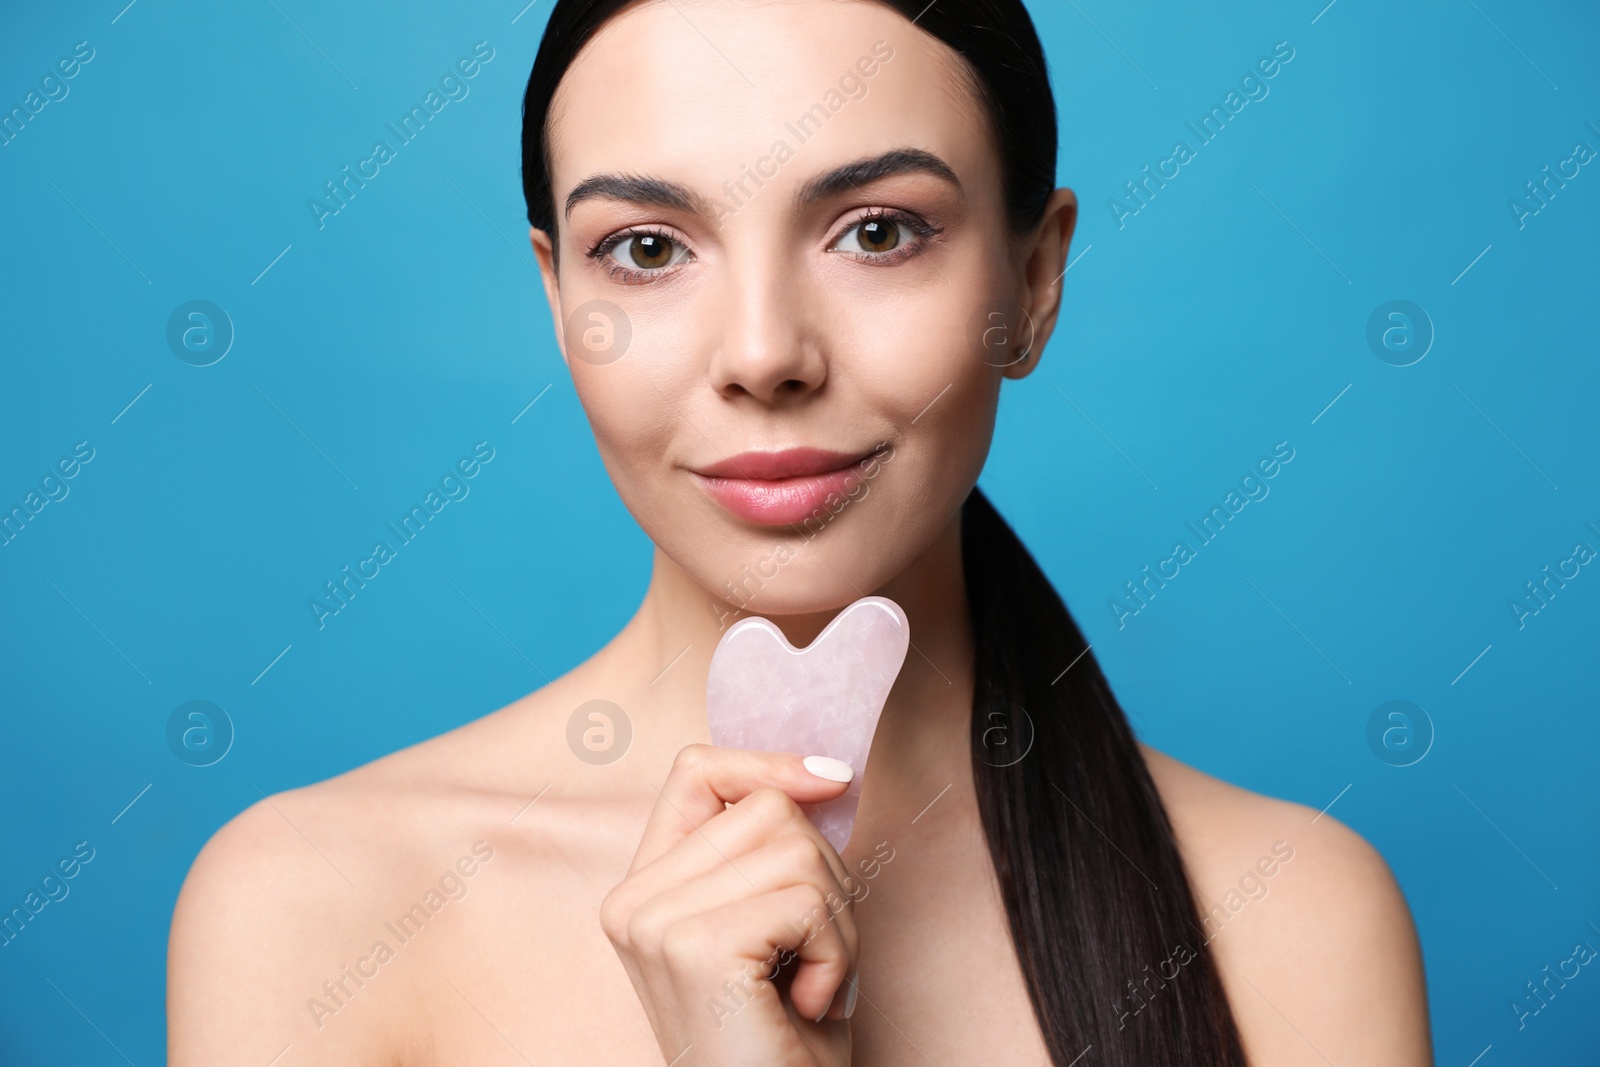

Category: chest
[396, 826, 1051, 1065]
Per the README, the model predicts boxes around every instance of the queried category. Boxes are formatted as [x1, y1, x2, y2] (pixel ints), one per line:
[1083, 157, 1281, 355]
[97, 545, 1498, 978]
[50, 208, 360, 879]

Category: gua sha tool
[706, 596, 910, 852]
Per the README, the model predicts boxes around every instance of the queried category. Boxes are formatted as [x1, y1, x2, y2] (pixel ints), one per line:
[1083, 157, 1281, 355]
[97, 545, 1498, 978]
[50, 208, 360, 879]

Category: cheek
[836, 283, 1009, 468]
[570, 363, 677, 500]
[915, 366, 1002, 496]
[826, 288, 1003, 528]
[845, 304, 960, 402]
[822, 256, 1009, 419]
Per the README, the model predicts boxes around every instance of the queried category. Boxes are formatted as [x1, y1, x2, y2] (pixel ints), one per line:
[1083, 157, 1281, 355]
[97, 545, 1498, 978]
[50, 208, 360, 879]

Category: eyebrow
[793, 148, 963, 207]
[562, 148, 964, 221]
[564, 174, 712, 221]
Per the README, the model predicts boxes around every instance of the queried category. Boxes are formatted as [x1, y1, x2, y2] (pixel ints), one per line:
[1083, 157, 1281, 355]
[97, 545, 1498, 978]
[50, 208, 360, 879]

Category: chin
[713, 552, 871, 619]
[688, 494, 939, 629]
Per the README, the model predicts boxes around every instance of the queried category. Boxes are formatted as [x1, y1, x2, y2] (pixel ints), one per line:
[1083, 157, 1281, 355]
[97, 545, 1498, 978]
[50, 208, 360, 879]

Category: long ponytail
[963, 487, 1246, 1063]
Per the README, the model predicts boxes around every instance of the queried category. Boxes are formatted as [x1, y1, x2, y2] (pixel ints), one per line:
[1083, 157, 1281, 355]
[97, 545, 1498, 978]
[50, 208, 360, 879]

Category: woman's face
[533, 0, 1070, 619]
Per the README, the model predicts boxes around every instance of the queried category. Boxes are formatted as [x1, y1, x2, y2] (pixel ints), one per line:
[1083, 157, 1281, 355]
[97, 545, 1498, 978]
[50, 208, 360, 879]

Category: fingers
[663, 883, 856, 1026]
[599, 744, 866, 1056]
[632, 782, 858, 901]
[633, 744, 854, 874]
[625, 833, 861, 980]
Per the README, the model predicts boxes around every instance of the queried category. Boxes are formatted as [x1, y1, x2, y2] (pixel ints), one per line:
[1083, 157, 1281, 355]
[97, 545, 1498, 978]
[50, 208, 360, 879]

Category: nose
[706, 258, 827, 404]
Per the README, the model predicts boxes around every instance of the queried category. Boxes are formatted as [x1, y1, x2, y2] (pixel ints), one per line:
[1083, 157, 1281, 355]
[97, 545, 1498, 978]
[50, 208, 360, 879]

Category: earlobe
[1008, 188, 1079, 380]
[996, 304, 1040, 380]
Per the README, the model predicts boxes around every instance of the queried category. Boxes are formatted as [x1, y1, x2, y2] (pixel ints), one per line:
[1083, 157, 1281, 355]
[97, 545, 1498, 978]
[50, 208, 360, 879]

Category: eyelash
[583, 208, 943, 285]
[586, 226, 687, 285]
[832, 209, 944, 265]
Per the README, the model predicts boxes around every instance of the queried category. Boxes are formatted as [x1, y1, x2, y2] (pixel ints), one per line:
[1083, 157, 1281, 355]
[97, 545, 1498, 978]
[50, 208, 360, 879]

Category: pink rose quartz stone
[706, 596, 911, 852]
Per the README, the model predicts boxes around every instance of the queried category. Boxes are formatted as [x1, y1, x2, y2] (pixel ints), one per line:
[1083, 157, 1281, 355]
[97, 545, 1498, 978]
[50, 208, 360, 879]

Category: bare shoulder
[1138, 743, 1433, 1066]
[167, 672, 649, 1065]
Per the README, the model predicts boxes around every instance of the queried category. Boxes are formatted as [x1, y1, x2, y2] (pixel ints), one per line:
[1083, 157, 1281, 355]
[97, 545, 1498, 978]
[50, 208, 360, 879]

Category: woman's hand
[601, 744, 863, 1067]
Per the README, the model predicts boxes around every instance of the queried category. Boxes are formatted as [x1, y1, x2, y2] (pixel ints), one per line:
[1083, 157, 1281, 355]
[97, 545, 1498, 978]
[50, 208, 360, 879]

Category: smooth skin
[168, 1, 1433, 1063]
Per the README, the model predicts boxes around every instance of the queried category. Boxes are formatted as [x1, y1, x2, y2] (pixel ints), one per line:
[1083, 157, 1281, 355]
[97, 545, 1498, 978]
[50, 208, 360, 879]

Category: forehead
[545, 0, 996, 209]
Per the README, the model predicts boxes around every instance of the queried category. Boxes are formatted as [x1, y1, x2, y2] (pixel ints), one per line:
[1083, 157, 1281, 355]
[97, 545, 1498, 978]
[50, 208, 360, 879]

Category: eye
[605, 231, 687, 271]
[833, 215, 906, 254]
[828, 210, 940, 261]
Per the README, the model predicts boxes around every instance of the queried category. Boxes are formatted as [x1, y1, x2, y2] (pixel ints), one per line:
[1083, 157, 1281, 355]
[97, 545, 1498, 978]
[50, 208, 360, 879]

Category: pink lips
[692, 447, 877, 526]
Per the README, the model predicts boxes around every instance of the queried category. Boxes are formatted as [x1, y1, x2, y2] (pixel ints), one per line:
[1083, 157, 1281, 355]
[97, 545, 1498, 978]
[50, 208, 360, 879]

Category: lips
[691, 446, 881, 526]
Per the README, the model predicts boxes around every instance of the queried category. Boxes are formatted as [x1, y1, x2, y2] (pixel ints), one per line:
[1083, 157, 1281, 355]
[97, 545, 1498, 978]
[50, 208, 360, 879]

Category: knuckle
[795, 883, 829, 920]
[777, 832, 821, 870]
[625, 899, 671, 954]
[598, 885, 633, 943]
[671, 743, 713, 776]
[838, 910, 860, 958]
[788, 810, 836, 852]
[659, 917, 703, 965]
[745, 786, 794, 823]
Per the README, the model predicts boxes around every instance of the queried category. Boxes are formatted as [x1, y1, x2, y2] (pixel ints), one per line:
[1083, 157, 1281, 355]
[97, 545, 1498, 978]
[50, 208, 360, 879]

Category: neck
[612, 511, 976, 831]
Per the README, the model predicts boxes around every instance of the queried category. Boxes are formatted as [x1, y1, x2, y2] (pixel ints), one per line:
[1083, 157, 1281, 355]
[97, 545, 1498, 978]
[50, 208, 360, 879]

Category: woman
[168, 0, 1433, 1062]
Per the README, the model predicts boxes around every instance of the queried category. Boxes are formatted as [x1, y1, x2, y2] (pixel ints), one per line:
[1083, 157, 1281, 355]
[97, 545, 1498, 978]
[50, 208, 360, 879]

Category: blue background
[1, 0, 1596, 1062]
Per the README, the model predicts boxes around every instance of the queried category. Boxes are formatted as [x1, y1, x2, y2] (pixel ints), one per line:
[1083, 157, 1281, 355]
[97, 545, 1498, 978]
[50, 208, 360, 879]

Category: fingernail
[844, 969, 859, 1019]
[802, 755, 854, 783]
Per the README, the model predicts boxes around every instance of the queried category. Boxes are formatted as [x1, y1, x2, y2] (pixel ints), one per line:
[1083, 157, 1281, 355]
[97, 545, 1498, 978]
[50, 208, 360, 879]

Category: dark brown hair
[520, 2, 1247, 1060]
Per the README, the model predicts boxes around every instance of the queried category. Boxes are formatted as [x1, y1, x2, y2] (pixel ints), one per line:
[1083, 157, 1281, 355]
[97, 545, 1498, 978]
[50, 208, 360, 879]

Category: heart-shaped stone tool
[706, 596, 910, 852]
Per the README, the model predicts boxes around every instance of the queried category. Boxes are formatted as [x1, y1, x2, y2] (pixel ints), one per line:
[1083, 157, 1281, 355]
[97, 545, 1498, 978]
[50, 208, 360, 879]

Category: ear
[530, 226, 569, 368]
[1004, 188, 1078, 380]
